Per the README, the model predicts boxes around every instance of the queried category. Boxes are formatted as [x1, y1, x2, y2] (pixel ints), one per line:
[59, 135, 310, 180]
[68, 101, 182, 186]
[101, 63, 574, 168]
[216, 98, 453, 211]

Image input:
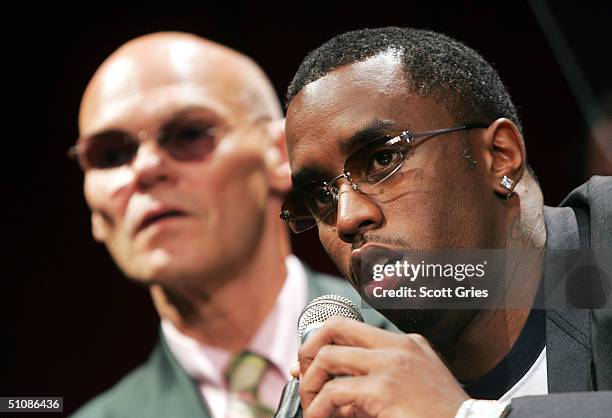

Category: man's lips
[350, 244, 405, 290]
[134, 208, 188, 235]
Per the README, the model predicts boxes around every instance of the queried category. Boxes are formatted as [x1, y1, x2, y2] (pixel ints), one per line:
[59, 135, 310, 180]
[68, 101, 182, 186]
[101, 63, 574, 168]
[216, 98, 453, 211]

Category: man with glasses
[283, 27, 611, 417]
[69, 32, 390, 418]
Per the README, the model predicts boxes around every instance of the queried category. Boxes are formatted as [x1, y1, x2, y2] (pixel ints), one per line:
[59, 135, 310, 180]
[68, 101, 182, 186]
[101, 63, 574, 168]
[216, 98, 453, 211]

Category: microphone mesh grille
[297, 294, 363, 341]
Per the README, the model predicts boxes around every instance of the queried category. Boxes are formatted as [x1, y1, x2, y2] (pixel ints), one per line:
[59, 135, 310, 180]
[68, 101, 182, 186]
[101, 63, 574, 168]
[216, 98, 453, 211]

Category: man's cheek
[319, 231, 338, 258]
[321, 236, 351, 277]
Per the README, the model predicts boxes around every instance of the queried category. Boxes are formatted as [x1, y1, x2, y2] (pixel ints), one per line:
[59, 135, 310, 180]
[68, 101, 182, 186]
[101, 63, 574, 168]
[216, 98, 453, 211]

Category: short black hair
[286, 27, 522, 133]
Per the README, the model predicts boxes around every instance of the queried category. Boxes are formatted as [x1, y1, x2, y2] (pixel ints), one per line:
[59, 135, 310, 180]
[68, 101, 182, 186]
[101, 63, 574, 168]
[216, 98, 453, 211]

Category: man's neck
[446, 179, 547, 382]
[151, 209, 289, 352]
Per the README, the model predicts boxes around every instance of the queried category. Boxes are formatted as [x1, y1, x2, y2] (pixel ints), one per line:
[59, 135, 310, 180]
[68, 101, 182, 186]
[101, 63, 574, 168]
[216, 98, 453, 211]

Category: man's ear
[481, 118, 526, 197]
[91, 211, 109, 242]
[265, 119, 292, 194]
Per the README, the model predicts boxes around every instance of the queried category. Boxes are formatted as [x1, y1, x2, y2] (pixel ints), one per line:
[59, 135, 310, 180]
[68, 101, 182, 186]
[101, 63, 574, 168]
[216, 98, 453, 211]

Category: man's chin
[119, 250, 179, 284]
[353, 281, 443, 334]
[347, 266, 448, 335]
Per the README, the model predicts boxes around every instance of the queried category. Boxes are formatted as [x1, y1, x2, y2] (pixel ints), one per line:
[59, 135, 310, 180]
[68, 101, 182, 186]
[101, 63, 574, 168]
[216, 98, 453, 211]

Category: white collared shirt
[499, 347, 548, 401]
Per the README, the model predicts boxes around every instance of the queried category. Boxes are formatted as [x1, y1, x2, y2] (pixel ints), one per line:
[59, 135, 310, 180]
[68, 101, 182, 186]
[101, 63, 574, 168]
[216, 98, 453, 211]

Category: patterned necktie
[224, 351, 276, 418]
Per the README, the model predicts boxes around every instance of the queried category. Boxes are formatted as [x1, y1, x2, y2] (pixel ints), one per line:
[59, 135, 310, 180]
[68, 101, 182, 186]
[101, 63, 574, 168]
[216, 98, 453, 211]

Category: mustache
[352, 234, 412, 250]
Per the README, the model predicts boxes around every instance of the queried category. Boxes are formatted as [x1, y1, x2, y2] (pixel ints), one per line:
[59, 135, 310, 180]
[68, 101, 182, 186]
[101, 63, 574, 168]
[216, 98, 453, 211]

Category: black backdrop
[6, 2, 611, 416]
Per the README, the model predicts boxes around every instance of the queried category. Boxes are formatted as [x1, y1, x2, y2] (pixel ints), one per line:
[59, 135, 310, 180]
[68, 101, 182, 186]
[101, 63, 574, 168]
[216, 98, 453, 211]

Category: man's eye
[314, 188, 333, 205]
[102, 147, 133, 167]
[368, 148, 402, 174]
[174, 125, 213, 143]
[305, 186, 334, 214]
[373, 150, 394, 167]
[87, 133, 136, 169]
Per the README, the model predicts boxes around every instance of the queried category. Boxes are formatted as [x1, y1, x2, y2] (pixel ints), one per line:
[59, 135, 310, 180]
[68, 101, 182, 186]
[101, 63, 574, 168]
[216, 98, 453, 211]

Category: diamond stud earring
[501, 175, 514, 190]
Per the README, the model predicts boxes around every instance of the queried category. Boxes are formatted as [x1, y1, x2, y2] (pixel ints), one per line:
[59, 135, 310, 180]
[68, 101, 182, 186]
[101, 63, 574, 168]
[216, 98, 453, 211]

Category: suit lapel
[149, 336, 212, 418]
[543, 206, 594, 392]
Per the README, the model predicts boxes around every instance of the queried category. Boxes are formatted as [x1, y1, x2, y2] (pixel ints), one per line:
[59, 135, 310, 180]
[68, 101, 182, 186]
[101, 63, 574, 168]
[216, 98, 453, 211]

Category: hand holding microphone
[279, 295, 469, 418]
[274, 295, 364, 418]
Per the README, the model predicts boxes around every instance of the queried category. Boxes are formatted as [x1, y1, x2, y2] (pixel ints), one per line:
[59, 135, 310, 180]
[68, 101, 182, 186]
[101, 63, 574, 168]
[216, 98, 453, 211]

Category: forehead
[79, 41, 259, 136]
[286, 52, 453, 174]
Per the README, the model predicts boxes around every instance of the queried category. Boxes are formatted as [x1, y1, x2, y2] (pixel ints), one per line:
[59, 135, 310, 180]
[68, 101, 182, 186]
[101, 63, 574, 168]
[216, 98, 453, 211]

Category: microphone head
[297, 294, 364, 342]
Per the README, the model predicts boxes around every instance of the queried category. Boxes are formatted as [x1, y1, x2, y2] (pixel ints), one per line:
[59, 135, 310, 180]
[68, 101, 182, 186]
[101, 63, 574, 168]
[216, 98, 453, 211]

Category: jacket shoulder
[68, 342, 196, 418]
[560, 176, 612, 209]
[70, 359, 158, 418]
[307, 269, 358, 297]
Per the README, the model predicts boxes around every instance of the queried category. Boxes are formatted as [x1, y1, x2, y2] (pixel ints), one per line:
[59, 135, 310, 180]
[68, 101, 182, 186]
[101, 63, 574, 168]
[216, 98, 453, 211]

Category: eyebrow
[339, 119, 399, 155]
[291, 119, 401, 189]
[160, 106, 221, 130]
[291, 166, 330, 190]
[77, 105, 220, 144]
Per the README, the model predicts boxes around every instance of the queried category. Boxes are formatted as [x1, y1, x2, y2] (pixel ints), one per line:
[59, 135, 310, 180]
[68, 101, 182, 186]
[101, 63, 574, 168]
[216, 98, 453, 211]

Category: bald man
[69, 32, 391, 418]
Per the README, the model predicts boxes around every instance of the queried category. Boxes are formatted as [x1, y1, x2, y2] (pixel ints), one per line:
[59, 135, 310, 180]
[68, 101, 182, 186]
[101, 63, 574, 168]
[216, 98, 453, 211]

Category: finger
[290, 361, 300, 378]
[300, 345, 386, 409]
[299, 316, 408, 376]
[304, 375, 372, 418]
[404, 332, 433, 351]
[335, 404, 360, 418]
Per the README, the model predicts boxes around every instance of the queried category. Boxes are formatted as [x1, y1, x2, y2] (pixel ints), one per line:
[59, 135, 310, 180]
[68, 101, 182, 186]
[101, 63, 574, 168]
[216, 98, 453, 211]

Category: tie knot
[224, 351, 271, 393]
[224, 351, 276, 418]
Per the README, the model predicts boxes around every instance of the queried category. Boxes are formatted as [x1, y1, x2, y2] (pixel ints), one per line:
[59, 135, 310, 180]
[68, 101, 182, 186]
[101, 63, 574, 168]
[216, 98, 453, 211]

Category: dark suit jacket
[510, 176, 612, 416]
[71, 263, 394, 418]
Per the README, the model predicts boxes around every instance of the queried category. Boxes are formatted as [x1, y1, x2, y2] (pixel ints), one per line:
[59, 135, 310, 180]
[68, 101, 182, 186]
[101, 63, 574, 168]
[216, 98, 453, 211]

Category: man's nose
[131, 142, 172, 189]
[335, 183, 383, 244]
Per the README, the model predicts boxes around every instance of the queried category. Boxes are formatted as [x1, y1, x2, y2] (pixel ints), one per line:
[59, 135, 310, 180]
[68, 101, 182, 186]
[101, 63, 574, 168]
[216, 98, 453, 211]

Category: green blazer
[71, 264, 395, 418]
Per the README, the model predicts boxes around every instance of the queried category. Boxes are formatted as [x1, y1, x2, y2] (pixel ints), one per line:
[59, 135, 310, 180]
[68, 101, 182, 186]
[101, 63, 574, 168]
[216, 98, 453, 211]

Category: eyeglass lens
[77, 118, 217, 170]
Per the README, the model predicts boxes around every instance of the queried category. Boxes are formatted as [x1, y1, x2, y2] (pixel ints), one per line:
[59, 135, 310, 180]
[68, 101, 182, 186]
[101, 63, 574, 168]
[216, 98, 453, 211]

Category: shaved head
[79, 32, 281, 135]
[77, 32, 290, 285]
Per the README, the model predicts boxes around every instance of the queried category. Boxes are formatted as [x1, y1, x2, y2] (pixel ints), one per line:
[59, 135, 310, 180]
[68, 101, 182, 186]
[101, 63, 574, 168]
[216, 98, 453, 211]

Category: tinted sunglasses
[68, 116, 221, 170]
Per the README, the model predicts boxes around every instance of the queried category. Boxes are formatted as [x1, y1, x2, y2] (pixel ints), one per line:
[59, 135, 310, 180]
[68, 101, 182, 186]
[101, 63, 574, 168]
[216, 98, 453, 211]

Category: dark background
[6, 1, 611, 416]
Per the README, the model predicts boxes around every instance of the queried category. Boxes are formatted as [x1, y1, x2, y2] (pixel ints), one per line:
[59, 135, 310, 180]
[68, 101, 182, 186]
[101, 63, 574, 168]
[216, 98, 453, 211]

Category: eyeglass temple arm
[406, 123, 489, 140]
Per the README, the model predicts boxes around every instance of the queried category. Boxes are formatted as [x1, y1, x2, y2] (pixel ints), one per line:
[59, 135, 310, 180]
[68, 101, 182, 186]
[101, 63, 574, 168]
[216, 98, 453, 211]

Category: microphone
[273, 295, 364, 418]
